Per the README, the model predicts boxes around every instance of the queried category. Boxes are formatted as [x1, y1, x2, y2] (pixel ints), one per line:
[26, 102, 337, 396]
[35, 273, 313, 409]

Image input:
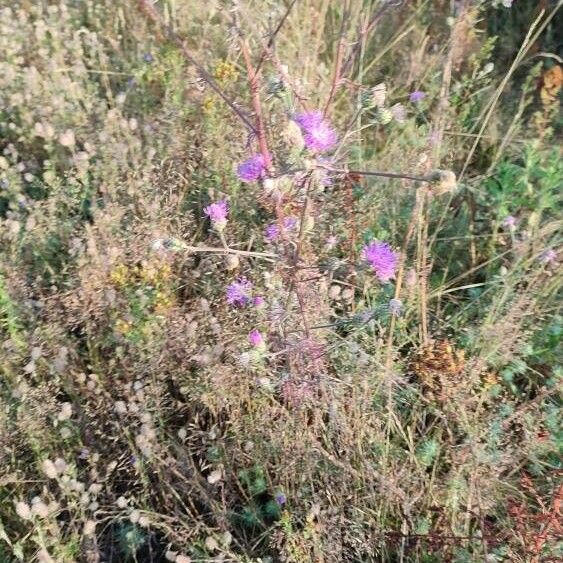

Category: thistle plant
[0, 1, 560, 562]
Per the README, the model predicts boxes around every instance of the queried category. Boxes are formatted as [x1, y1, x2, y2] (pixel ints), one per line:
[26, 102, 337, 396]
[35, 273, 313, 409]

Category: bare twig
[341, 0, 406, 78]
[254, 0, 299, 75]
[317, 163, 433, 183]
[323, 2, 350, 117]
[180, 245, 277, 261]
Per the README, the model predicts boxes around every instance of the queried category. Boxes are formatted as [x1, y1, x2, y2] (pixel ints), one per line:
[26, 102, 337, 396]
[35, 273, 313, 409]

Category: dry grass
[0, 1, 561, 562]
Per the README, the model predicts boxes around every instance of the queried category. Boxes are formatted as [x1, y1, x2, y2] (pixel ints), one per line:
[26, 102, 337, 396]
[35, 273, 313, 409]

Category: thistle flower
[294, 110, 323, 130]
[237, 154, 267, 183]
[204, 200, 228, 232]
[294, 111, 337, 153]
[248, 329, 263, 346]
[252, 295, 265, 309]
[264, 217, 298, 242]
[409, 90, 426, 103]
[226, 277, 253, 307]
[362, 240, 398, 282]
[248, 329, 266, 351]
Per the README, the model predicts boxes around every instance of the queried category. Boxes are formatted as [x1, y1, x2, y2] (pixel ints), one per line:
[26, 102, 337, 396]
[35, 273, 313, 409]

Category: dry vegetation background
[0, 0, 561, 562]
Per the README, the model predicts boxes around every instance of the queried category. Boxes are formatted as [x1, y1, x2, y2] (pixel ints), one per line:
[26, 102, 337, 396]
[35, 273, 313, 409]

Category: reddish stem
[240, 36, 271, 170]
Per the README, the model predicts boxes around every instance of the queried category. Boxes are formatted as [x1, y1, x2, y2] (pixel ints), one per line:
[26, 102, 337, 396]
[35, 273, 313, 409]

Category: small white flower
[83, 520, 96, 536]
[42, 459, 58, 479]
[15, 501, 31, 520]
[207, 469, 223, 484]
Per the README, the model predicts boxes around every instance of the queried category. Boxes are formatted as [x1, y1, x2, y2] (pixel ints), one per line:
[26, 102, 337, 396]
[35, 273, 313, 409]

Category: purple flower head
[252, 295, 265, 309]
[294, 110, 323, 130]
[237, 154, 267, 183]
[502, 215, 518, 230]
[264, 217, 298, 242]
[294, 111, 337, 153]
[540, 249, 557, 264]
[248, 329, 265, 349]
[409, 90, 426, 103]
[204, 200, 228, 232]
[389, 298, 403, 317]
[362, 240, 399, 282]
[275, 492, 287, 506]
[303, 121, 337, 152]
[226, 277, 253, 307]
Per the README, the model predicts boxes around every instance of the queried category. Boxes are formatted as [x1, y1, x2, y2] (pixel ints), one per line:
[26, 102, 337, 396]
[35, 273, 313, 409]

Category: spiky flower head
[204, 200, 228, 232]
[237, 154, 267, 183]
[293, 111, 337, 153]
[264, 217, 298, 242]
[362, 240, 399, 282]
[409, 90, 426, 103]
[248, 329, 265, 349]
[226, 277, 253, 307]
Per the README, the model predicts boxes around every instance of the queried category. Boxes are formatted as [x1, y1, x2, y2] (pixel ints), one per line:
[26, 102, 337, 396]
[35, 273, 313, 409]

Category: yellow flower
[202, 97, 215, 115]
[115, 319, 132, 334]
[154, 290, 174, 314]
[110, 264, 130, 287]
[214, 60, 238, 84]
[139, 262, 171, 285]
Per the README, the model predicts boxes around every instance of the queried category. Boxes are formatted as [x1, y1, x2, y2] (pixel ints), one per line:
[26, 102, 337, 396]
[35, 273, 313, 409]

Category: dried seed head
[84, 520, 96, 536]
[42, 459, 58, 479]
[429, 169, 457, 195]
[15, 501, 31, 520]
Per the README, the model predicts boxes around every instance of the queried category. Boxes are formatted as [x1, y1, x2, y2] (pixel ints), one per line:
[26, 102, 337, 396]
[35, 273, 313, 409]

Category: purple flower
[409, 90, 426, 103]
[294, 111, 337, 153]
[540, 249, 557, 264]
[204, 200, 228, 232]
[248, 329, 265, 348]
[294, 110, 323, 130]
[303, 122, 337, 152]
[264, 217, 298, 242]
[226, 277, 253, 307]
[252, 295, 265, 309]
[502, 215, 517, 230]
[275, 492, 287, 506]
[237, 154, 267, 183]
[362, 241, 398, 282]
